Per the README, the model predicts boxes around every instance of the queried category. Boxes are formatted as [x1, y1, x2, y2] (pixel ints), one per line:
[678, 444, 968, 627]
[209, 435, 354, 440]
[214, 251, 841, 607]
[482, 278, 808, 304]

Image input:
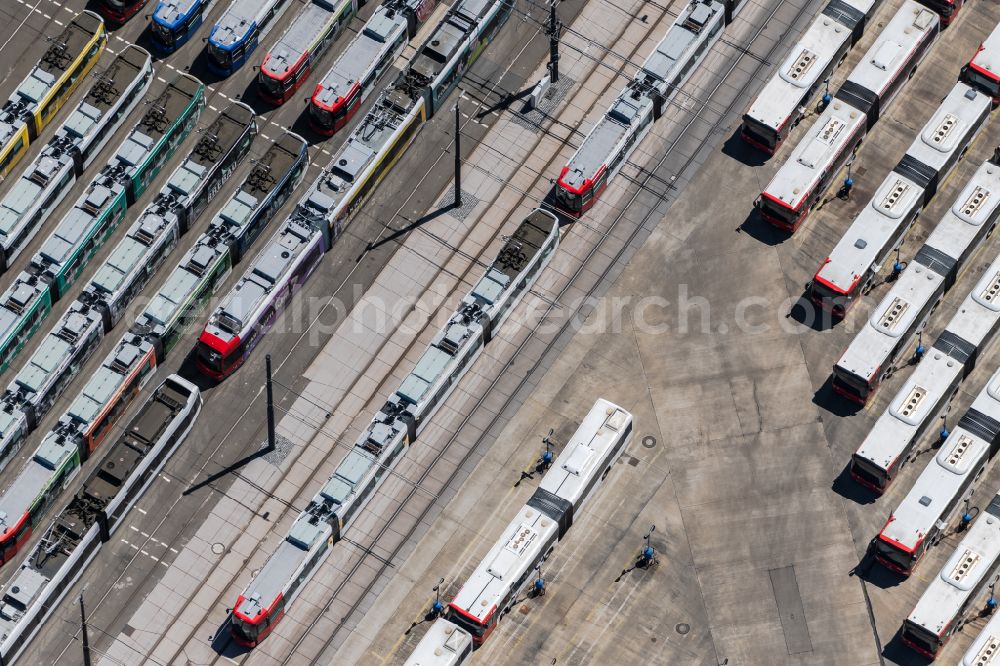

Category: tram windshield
[209, 43, 233, 69]
[259, 72, 288, 100]
[152, 19, 178, 45]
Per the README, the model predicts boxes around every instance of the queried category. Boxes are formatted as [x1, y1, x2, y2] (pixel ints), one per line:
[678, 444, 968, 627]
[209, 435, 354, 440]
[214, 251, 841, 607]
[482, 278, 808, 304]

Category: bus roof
[846, 2, 936, 100]
[814, 172, 922, 293]
[963, 603, 1000, 664]
[537, 400, 631, 506]
[881, 367, 1000, 551]
[856, 246, 1000, 473]
[762, 101, 865, 209]
[835, 266, 941, 381]
[971, 23, 1000, 82]
[744, 12, 851, 132]
[450, 509, 557, 623]
[404, 619, 471, 666]
[903, 83, 990, 176]
[907, 493, 1000, 637]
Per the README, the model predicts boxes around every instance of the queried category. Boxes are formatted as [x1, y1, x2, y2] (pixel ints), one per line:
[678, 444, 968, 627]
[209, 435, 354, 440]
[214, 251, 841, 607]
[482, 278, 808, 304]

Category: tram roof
[313, 7, 406, 108]
[154, 0, 202, 26]
[262, 1, 344, 79]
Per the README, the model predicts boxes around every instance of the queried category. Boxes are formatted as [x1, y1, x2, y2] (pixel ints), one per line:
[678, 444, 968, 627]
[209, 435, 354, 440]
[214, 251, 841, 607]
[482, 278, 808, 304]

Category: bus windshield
[876, 538, 914, 570]
[758, 196, 799, 228]
[445, 610, 486, 639]
[809, 280, 848, 315]
[832, 369, 869, 401]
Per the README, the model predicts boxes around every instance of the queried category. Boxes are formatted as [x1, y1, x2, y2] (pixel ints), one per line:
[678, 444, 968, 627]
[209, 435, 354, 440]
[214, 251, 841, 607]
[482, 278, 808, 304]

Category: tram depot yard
[2, 0, 1000, 664]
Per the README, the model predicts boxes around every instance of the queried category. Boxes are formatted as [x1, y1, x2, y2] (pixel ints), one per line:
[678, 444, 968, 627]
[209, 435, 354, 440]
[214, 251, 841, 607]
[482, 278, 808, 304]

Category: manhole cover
[642, 436, 657, 448]
[675, 623, 690, 635]
[211, 542, 225, 555]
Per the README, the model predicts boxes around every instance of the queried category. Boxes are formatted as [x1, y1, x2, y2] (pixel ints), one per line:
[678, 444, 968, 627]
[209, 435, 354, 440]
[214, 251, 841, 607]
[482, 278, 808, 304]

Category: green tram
[0, 73, 204, 375]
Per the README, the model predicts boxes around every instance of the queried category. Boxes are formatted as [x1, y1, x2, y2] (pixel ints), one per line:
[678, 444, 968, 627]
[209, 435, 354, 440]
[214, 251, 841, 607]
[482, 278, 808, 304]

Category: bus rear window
[742, 116, 777, 150]
[902, 621, 940, 654]
[850, 456, 887, 488]
[876, 538, 913, 569]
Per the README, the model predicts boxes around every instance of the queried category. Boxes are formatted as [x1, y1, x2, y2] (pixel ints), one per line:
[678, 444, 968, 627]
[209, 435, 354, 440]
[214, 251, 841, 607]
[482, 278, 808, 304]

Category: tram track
[37, 0, 662, 661]
[35, 0, 780, 656]
[293, 0, 817, 662]
[139, 0, 690, 662]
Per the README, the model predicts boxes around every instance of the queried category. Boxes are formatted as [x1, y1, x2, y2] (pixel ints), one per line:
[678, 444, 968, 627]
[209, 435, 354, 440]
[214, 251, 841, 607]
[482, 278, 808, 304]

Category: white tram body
[0, 375, 200, 664]
[0, 46, 153, 271]
[555, 0, 737, 217]
[229, 210, 560, 645]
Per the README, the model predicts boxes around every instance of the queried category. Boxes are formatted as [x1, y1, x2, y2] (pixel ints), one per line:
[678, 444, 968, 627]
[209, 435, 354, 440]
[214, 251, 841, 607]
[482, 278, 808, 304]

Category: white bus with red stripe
[963, 23, 1000, 104]
[756, 2, 939, 232]
[901, 491, 1000, 658]
[850, 250, 1000, 494]
[740, 0, 881, 154]
[445, 400, 633, 645]
[875, 366, 1000, 574]
[808, 81, 989, 318]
